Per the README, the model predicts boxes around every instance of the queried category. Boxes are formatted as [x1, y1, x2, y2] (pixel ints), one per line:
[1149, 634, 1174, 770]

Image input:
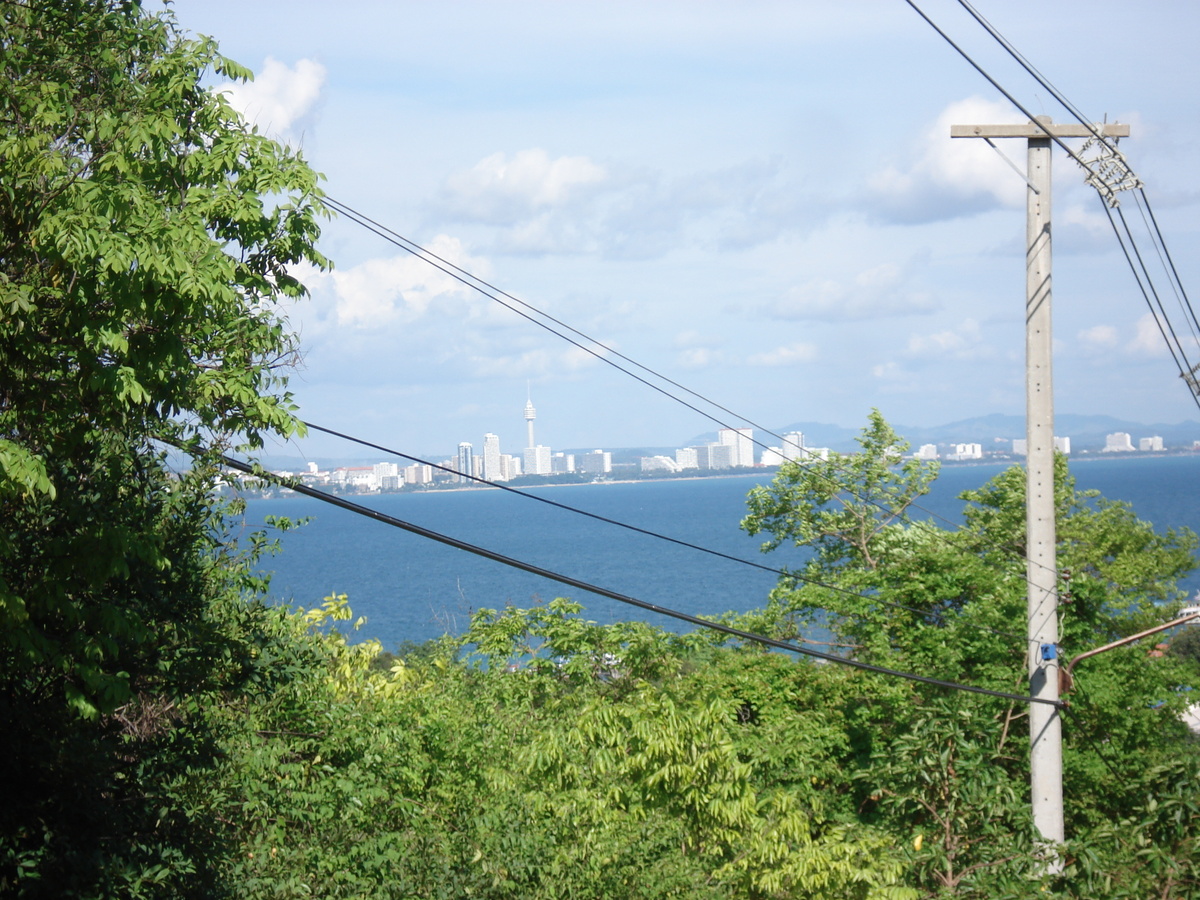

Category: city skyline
[270, 392, 1194, 485]
[167, 1, 1200, 460]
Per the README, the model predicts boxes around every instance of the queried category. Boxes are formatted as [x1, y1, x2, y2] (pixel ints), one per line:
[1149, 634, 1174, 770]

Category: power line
[948, 0, 1200, 406]
[217, 451, 1064, 709]
[303, 418, 1037, 648]
[904, 0, 1103, 178]
[322, 195, 1064, 591]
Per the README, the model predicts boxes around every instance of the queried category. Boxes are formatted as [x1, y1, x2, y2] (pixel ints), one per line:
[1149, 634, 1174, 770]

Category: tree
[741, 412, 1200, 894]
[0, 2, 327, 894]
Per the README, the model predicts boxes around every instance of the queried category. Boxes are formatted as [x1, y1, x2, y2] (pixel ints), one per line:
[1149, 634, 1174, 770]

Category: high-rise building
[718, 427, 754, 467]
[500, 454, 522, 480]
[404, 463, 433, 484]
[373, 462, 399, 479]
[551, 452, 574, 474]
[524, 445, 552, 475]
[481, 433, 506, 482]
[456, 442, 474, 482]
[781, 432, 806, 462]
[1104, 432, 1134, 452]
[578, 450, 611, 475]
[695, 444, 734, 470]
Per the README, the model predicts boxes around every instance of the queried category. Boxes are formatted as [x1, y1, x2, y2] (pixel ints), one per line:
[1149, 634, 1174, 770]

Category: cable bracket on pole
[1183, 362, 1200, 401]
[1075, 132, 1142, 208]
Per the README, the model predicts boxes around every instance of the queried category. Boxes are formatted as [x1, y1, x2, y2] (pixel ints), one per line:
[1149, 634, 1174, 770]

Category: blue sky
[169, 0, 1200, 459]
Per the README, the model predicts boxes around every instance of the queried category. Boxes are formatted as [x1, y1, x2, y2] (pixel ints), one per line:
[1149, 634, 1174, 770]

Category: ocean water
[247, 454, 1200, 649]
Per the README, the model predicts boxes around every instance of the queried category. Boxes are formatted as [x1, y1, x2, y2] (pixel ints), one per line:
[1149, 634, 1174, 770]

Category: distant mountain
[687, 415, 1200, 454]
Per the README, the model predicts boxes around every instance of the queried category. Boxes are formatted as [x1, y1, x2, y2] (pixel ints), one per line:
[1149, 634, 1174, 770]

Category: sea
[247, 454, 1200, 650]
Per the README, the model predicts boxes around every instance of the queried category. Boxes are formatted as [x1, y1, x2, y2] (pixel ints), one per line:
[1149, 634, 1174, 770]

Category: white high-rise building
[718, 427, 754, 467]
[675, 447, 698, 470]
[404, 463, 433, 484]
[456, 442, 474, 482]
[1139, 435, 1164, 452]
[696, 444, 735, 470]
[1054, 436, 1071, 455]
[481, 433, 506, 482]
[500, 454, 522, 480]
[781, 432, 806, 462]
[578, 450, 611, 475]
[551, 452, 574, 474]
[1104, 432, 1134, 452]
[915, 444, 939, 460]
[524, 445, 552, 476]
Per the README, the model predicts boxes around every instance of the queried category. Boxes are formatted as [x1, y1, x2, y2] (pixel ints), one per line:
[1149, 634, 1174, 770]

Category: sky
[166, 0, 1200, 460]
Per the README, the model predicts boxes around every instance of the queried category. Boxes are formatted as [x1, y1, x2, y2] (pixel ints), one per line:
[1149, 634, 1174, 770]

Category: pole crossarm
[951, 123, 1129, 139]
[952, 121, 1137, 208]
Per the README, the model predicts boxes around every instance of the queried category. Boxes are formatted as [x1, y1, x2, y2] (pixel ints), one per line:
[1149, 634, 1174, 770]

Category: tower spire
[523, 386, 536, 450]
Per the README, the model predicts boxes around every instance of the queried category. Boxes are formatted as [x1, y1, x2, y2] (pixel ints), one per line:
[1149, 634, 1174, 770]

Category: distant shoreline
[240, 450, 1198, 501]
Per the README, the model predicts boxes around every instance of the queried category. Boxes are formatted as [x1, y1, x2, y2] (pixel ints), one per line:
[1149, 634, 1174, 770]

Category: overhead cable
[303, 418, 1037, 648]
[217, 452, 1064, 709]
[323, 196, 1062, 587]
[945, 0, 1200, 406]
[904, 0, 1103, 178]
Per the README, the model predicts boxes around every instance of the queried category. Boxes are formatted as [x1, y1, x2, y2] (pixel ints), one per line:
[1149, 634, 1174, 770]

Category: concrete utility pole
[950, 117, 1130, 862]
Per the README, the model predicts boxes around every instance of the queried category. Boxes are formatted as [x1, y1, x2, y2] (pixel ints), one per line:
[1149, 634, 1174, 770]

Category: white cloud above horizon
[905, 318, 988, 360]
[299, 236, 493, 329]
[765, 262, 937, 322]
[218, 56, 326, 143]
[868, 96, 1027, 224]
[745, 341, 818, 367]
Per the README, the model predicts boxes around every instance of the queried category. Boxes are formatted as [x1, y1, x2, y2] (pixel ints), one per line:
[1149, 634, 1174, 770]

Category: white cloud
[870, 361, 921, 394]
[673, 330, 707, 349]
[433, 152, 796, 258]
[676, 347, 724, 369]
[869, 96, 1027, 223]
[308, 236, 492, 328]
[219, 57, 326, 142]
[1078, 324, 1119, 349]
[1127, 313, 1171, 357]
[466, 344, 604, 379]
[905, 318, 984, 359]
[766, 262, 936, 321]
[439, 149, 608, 225]
[746, 341, 817, 366]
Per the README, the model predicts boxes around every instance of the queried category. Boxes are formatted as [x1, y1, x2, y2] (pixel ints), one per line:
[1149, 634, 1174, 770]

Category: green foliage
[742, 409, 939, 573]
[739, 411, 1200, 896]
[1169, 624, 1200, 670]
[0, 1, 327, 895]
